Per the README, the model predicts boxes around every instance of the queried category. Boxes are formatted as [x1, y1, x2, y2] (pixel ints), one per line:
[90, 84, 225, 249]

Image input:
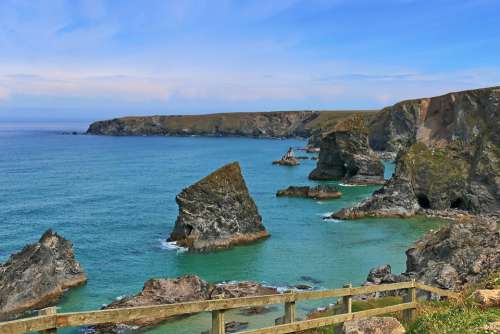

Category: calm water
[0, 122, 444, 333]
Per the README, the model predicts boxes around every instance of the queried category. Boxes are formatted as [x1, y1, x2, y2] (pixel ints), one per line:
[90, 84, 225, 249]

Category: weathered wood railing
[0, 280, 458, 334]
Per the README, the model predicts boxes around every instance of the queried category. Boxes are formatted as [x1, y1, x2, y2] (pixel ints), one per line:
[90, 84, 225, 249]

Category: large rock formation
[168, 162, 269, 251]
[309, 116, 385, 185]
[0, 230, 87, 320]
[87, 110, 376, 139]
[96, 276, 278, 333]
[405, 218, 499, 291]
[342, 317, 405, 334]
[276, 185, 342, 200]
[335, 86, 500, 218]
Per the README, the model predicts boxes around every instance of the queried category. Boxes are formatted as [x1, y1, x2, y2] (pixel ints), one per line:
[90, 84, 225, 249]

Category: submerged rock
[97, 276, 278, 333]
[168, 162, 269, 251]
[309, 116, 384, 185]
[276, 185, 342, 200]
[342, 317, 405, 334]
[0, 230, 87, 320]
[405, 219, 499, 291]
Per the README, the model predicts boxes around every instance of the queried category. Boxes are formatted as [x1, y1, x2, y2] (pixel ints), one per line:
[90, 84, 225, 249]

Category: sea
[0, 122, 445, 333]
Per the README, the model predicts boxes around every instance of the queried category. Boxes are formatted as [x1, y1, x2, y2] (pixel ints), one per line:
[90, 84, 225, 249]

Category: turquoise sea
[0, 122, 444, 333]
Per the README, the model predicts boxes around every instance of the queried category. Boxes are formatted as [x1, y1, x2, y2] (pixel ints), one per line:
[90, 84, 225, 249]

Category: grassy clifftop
[87, 110, 376, 139]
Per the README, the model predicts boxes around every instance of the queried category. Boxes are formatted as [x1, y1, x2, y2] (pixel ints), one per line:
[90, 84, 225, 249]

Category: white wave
[323, 218, 343, 223]
[339, 183, 369, 187]
[315, 201, 326, 205]
[317, 212, 334, 218]
[159, 240, 188, 253]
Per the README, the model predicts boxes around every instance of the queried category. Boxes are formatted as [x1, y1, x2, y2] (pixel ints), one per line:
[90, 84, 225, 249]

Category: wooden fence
[0, 280, 458, 334]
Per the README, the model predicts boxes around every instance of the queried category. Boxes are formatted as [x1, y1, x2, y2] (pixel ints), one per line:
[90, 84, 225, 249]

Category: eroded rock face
[309, 116, 384, 185]
[276, 185, 342, 200]
[0, 230, 87, 320]
[405, 219, 499, 291]
[168, 162, 269, 251]
[96, 276, 278, 333]
[272, 158, 300, 166]
[342, 317, 405, 334]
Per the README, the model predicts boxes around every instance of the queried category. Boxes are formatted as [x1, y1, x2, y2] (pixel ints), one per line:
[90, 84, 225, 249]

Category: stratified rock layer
[168, 162, 269, 251]
[0, 230, 87, 320]
[309, 116, 384, 185]
[405, 219, 499, 291]
[276, 185, 342, 200]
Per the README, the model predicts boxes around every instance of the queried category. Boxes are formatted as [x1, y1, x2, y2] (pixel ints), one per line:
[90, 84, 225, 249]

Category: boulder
[355, 265, 407, 300]
[0, 229, 87, 320]
[201, 321, 249, 334]
[483, 321, 500, 333]
[309, 116, 385, 185]
[473, 289, 500, 308]
[272, 158, 300, 166]
[168, 162, 269, 251]
[406, 219, 499, 291]
[276, 185, 342, 200]
[96, 276, 278, 333]
[342, 317, 405, 334]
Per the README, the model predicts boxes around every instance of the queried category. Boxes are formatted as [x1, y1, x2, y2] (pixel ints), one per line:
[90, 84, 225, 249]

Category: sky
[0, 0, 499, 121]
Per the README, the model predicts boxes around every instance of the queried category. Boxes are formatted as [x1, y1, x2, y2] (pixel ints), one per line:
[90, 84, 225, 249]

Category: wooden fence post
[284, 301, 296, 323]
[342, 283, 352, 314]
[403, 279, 416, 324]
[39, 307, 57, 334]
[212, 309, 225, 334]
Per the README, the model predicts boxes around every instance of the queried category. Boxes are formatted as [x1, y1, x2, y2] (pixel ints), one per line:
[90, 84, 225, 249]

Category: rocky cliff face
[335, 86, 500, 217]
[276, 185, 342, 200]
[0, 230, 87, 320]
[95, 276, 278, 333]
[405, 219, 499, 291]
[168, 162, 269, 251]
[87, 110, 374, 139]
[309, 116, 385, 184]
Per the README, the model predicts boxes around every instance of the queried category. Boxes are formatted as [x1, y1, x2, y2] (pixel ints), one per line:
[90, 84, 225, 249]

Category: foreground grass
[304, 274, 500, 334]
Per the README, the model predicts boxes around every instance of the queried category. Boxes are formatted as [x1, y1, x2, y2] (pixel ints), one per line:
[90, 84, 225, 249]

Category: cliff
[334, 86, 500, 217]
[86, 110, 375, 139]
[168, 162, 269, 251]
[309, 116, 385, 184]
[0, 230, 87, 320]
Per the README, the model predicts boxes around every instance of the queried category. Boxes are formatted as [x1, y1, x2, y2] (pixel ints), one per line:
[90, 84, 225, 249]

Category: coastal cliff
[86, 110, 375, 139]
[334, 86, 500, 218]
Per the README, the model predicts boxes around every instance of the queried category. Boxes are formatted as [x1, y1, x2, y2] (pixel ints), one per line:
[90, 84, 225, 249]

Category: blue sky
[0, 0, 499, 121]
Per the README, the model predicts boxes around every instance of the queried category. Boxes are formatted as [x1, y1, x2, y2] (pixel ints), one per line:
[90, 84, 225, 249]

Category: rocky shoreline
[276, 185, 342, 200]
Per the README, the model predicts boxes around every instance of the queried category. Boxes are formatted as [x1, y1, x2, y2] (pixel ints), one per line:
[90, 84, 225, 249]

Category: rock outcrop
[96, 276, 278, 333]
[272, 158, 300, 166]
[309, 116, 385, 185]
[168, 162, 269, 251]
[0, 230, 87, 320]
[342, 317, 405, 334]
[473, 289, 500, 308]
[276, 185, 342, 200]
[335, 86, 500, 218]
[405, 219, 499, 291]
[87, 110, 375, 139]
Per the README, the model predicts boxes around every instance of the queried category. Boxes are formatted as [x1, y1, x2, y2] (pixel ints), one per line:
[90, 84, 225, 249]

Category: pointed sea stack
[0, 229, 87, 320]
[168, 162, 269, 251]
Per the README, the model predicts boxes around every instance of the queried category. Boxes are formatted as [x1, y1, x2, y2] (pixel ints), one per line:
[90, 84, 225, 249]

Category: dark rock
[276, 185, 342, 200]
[309, 116, 385, 185]
[300, 276, 323, 284]
[238, 306, 274, 316]
[168, 162, 269, 251]
[272, 158, 300, 166]
[0, 230, 87, 320]
[405, 218, 499, 291]
[355, 265, 408, 300]
[201, 321, 249, 334]
[294, 284, 312, 290]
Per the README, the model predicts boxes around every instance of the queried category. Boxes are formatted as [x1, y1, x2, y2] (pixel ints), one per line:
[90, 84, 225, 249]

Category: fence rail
[0, 280, 458, 334]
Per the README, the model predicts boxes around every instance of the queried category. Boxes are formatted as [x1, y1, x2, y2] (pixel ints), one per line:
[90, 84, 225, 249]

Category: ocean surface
[0, 122, 445, 333]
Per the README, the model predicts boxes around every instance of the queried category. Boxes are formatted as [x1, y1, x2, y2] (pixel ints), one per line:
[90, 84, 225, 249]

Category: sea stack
[0, 229, 87, 320]
[309, 116, 385, 185]
[168, 162, 269, 251]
